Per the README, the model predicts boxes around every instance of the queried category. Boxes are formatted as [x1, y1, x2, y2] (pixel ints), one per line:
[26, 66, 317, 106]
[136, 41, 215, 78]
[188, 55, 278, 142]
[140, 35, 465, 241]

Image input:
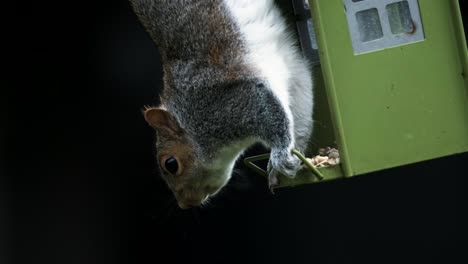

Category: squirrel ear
[143, 107, 181, 134]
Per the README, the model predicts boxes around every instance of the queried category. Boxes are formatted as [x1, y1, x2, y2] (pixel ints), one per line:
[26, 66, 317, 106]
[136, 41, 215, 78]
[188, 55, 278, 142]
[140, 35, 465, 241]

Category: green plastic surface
[244, 0, 467, 187]
[310, 0, 468, 177]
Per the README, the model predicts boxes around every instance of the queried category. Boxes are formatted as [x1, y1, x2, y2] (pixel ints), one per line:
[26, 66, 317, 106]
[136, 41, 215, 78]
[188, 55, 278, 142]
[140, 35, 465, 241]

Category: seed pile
[306, 147, 340, 167]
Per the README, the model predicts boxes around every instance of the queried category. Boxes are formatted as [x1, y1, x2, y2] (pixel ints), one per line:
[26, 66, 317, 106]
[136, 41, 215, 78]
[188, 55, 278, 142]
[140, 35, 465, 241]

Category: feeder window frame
[343, 0, 425, 55]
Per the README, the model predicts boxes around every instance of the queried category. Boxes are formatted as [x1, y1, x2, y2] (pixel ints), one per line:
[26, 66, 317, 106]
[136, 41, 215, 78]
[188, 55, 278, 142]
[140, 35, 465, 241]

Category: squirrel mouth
[177, 200, 201, 209]
[177, 195, 209, 209]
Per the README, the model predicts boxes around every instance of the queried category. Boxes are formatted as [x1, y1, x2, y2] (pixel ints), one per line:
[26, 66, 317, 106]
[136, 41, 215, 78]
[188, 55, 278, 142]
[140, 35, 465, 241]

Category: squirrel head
[143, 106, 232, 209]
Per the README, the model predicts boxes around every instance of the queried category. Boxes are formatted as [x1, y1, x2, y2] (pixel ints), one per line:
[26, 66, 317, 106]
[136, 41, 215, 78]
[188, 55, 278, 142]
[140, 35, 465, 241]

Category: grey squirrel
[130, 0, 314, 209]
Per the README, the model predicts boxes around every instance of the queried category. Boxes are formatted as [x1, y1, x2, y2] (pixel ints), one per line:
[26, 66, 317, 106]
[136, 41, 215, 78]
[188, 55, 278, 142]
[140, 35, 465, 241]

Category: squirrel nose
[173, 186, 206, 209]
[177, 201, 190, 209]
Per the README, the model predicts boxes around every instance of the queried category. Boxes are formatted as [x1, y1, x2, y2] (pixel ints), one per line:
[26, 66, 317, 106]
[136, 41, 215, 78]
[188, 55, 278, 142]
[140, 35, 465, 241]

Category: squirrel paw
[269, 149, 301, 178]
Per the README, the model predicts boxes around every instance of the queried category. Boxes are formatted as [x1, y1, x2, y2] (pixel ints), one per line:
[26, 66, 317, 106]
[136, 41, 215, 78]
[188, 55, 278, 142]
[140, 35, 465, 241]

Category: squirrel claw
[268, 171, 279, 194]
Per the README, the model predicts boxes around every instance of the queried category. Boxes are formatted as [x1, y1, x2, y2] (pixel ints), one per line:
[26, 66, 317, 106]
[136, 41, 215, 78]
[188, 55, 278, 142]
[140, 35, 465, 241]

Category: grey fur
[130, 0, 310, 194]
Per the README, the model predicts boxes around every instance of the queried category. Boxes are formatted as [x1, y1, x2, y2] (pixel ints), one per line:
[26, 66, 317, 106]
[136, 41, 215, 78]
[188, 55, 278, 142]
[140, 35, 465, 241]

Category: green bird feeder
[244, 0, 468, 187]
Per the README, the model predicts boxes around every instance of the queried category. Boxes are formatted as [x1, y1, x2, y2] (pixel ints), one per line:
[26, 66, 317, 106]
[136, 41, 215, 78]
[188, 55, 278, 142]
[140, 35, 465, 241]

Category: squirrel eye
[164, 156, 179, 174]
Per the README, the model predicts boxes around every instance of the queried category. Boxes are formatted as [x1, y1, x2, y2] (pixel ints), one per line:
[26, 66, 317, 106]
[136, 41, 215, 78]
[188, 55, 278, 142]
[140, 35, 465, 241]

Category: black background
[3, 1, 468, 263]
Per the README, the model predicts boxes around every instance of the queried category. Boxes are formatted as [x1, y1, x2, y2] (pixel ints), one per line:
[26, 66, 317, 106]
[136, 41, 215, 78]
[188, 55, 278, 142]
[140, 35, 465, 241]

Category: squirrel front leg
[210, 80, 303, 190]
[246, 85, 301, 190]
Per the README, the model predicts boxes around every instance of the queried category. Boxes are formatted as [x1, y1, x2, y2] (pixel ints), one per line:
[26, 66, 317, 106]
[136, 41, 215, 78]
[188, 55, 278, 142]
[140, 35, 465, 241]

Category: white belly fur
[223, 0, 314, 151]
